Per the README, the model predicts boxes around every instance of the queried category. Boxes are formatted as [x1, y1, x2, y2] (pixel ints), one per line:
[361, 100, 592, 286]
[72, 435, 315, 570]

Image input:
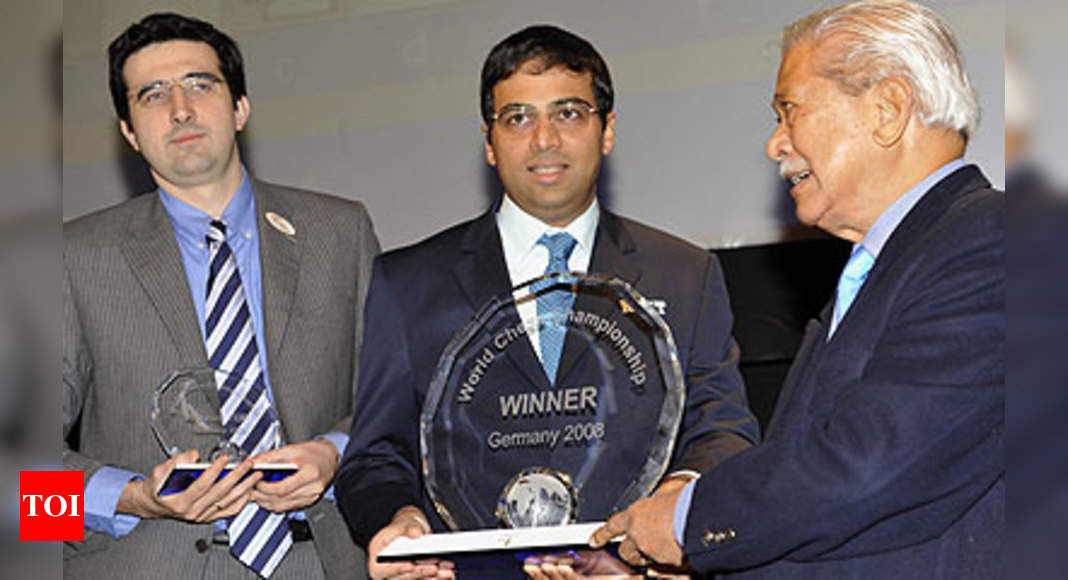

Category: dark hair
[108, 12, 245, 124]
[480, 25, 613, 131]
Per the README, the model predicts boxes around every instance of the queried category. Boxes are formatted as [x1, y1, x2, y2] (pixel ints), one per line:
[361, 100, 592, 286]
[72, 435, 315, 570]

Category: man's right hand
[116, 449, 262, 522]
[368, 506, 454, 579]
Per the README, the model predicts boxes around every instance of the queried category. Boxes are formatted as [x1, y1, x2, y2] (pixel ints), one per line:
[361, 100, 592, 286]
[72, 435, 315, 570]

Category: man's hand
[524, 549, 638, 579]
[249, 439, 339, 512]
[368, 506, 454, 580]
[590, 480, 686, 568]
[116, 449, 261, 522]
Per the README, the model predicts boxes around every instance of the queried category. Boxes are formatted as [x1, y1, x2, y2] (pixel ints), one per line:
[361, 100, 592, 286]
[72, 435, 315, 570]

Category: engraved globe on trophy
[420, 273, 685, 530]
[150, 367, 257, 461]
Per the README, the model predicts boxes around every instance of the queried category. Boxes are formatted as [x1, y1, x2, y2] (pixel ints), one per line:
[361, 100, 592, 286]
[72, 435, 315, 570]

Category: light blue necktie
[829, 245, 875, 338]
[532, 232, 578, 384]
[205, 221, 292, 577]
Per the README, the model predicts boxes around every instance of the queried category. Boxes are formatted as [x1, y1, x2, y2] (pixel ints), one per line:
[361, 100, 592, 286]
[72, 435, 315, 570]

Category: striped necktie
[205, 220, 292, 577]
[829, 245, 875, 339]
[532, 232, 578, 384]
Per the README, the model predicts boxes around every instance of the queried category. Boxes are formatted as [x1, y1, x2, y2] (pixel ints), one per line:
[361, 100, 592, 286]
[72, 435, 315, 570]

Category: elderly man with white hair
[591, 1, 1004, 577]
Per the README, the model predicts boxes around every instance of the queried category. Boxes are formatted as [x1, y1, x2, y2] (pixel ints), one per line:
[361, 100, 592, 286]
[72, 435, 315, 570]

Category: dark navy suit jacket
[337, 208, 759, 546]
[683, 165, 1004, 578]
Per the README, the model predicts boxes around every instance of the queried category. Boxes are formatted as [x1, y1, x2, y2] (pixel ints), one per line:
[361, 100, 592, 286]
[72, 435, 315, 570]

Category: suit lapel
[556, 211, 642, 384]
[250, 181, 302, 436]
[119, 195, 207, 367]
[252, 181, 301, 376]
[833, 165, 990, 336]
[453, 211, 548, 390]
[771, 166, 992, 434]
[765, 313, 827, 438]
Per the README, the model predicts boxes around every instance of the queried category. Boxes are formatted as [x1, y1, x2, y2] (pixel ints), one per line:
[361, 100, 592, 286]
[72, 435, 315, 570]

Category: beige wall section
[63, 0, 1005, 250]
[1, 0, 60, 219]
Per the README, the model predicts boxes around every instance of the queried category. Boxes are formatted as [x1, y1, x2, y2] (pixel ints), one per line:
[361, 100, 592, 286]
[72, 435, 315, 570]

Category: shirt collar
[860, 158, 965, 258]
[158, 166, 257, 245]
[496, 194, 599, 258]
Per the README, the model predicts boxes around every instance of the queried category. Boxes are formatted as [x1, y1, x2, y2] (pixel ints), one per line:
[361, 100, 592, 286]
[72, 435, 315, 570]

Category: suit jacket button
[195, 538, 210, 553]
[701, 529, 715, 546]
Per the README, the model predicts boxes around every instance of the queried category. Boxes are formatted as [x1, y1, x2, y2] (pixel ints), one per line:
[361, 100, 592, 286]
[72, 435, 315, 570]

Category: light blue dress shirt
[84, 168, 347, 537]
[671, 159, 967, 545]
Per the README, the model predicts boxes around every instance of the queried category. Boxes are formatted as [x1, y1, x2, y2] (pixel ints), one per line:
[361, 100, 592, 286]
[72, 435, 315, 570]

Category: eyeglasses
[491, 100, 599, 136]
[131, 73, 224, 107]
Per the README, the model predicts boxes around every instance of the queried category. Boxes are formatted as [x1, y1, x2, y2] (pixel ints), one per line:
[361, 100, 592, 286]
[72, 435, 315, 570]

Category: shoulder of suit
[381, 213, 485, 263]
[63, 192, 155, 246]
[927, 183, 1004, 247]
[253, 179, 370, 220]
[610, 213, 713, 262]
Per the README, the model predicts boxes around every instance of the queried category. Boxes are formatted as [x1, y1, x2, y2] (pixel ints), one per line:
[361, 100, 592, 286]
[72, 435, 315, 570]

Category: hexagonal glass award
[420, 273, 684, 530]
[150, 367, 260, 461]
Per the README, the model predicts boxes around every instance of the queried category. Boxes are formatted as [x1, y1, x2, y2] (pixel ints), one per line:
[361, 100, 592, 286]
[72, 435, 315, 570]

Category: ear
[482, 123, 497, 166]
[234, 96, 251, 132]
[119, 119, 140, 152]
[872, 77, 911, 148]
[600, 111, 616, 156]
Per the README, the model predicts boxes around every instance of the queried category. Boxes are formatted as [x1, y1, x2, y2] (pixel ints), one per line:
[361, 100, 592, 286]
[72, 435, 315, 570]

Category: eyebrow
[133, 71, 221, 100]
[770, 93, 792, 110]
[497, 97, 595, 114]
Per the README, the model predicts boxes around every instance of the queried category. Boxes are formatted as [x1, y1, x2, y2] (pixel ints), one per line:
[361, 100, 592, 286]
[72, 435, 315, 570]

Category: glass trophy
[420, 273, 685, 531]
[150, 368, 296, 496]
[150, 367, 251, 462]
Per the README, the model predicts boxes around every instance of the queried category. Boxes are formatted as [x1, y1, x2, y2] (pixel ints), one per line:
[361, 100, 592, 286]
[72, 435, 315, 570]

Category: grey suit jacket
[63, 180, 378, 579]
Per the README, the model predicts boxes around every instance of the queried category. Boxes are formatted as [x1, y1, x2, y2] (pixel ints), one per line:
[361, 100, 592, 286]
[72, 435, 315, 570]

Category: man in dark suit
[63, 13, 377, 579]
[335, 25, 759, 579]
[592, 1, 1004, 577]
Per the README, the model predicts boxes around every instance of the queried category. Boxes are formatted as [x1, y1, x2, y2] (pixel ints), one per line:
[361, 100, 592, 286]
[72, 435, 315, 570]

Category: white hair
[783, 0, 979, 140]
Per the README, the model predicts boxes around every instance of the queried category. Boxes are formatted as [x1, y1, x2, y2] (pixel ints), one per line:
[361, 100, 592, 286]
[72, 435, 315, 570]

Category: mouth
[528, 163, 569, 183]
[170, 133, 205, 146]
[788, 170, 812, 186]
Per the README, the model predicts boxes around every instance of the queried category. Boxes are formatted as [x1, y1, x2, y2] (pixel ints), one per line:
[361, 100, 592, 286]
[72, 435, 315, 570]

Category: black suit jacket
[683, 165, 1004, 578]
[337, 208, 759, 545]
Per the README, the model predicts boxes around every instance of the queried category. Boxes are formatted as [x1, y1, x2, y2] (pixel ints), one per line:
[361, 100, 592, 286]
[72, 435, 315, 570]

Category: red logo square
[20, 471, 84, 541]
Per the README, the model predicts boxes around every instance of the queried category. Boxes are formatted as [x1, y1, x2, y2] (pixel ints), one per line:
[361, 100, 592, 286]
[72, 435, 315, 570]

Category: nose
[765, 122, 791, 162]
[530, 114, 562, 152]
[169, 87, 195, 125]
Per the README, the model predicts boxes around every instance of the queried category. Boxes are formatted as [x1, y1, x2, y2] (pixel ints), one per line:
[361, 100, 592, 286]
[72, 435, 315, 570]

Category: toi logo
[20, 471, 84, 541]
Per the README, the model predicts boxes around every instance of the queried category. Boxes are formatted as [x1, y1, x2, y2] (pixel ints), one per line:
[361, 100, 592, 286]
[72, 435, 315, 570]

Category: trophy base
[380, 523, 634, 578]
[378, 522, 613, 561]
[158, 462, 298, 496]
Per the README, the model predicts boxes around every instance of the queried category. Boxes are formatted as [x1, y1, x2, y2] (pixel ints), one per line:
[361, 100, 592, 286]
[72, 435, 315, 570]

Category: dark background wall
[718, 238, 851, 430]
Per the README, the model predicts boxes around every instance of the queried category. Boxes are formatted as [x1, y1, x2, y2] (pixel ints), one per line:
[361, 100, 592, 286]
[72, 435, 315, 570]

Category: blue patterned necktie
[205, 220, 292, 577]
[829, 245, 875, 338]
[532, 232, 578, 384]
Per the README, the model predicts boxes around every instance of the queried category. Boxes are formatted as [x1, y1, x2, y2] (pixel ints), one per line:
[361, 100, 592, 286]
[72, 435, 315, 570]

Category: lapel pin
[618, 299, 636, 315]
[265, 211, 296, 237]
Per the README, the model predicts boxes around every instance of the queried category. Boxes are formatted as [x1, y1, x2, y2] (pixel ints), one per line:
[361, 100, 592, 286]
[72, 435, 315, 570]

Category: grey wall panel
[63, 0, 1004, 250]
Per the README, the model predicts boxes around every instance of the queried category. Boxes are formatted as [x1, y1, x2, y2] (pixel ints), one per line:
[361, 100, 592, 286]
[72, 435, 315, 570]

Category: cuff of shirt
[84, 466, 143, 538]
[316, 432, 349, 503]
[666, 469, 702, 481]
[672, 478, 698, 546]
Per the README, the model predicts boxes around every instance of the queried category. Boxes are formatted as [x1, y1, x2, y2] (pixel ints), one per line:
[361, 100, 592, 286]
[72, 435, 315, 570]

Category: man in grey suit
[63, 13, 377, 579]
